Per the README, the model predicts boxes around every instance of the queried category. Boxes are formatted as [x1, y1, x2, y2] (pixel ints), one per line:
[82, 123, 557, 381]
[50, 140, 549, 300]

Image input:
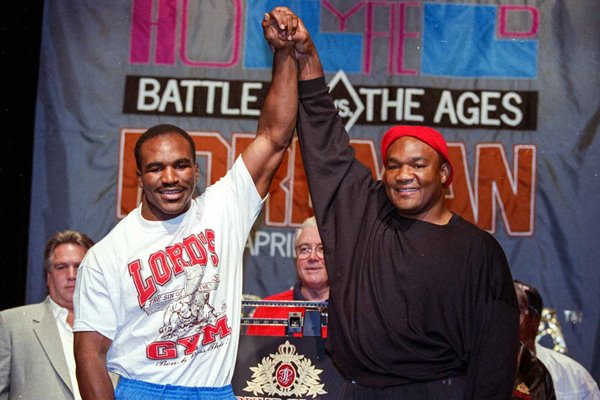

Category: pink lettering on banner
[179, 0, 242, 67]
[322, 0, 364, 31]
[498, 5, 539, 38]
[363, 1, 419, 75]
[130, 0, 177, 64]
[129, 0, 242, 67]
[395, 1, 419, 75]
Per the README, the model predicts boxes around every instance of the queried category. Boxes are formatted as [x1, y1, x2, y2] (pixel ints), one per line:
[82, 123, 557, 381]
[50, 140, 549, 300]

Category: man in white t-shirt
[0, 230, 96, 399]
[514, 280, 600, 400]
[73, 10, 301, 400]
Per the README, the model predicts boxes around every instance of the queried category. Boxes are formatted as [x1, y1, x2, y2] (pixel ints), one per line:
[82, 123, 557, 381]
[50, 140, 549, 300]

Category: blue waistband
[116, 377, 234, 400]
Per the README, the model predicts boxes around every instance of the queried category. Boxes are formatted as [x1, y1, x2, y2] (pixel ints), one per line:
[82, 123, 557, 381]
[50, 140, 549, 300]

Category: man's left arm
[241, 11, 298, 198]
[465, 242, 520, 400]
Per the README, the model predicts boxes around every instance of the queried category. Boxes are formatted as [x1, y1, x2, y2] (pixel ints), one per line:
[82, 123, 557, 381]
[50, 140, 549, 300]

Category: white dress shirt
[49, 297, 82, 400]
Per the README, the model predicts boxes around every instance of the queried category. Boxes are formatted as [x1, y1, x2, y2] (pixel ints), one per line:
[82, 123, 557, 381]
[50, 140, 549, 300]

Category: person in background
[261, 7, 519, 399]
[0, 230, 113, 400]
[514, 280, 600, 400]
[513, 281, 556, 399]
[247, 216, 329, 337]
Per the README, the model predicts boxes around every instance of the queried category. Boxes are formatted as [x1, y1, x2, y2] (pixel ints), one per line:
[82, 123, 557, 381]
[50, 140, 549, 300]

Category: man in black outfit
[512, 282, 556, 399]
[263, 7, 519, 400]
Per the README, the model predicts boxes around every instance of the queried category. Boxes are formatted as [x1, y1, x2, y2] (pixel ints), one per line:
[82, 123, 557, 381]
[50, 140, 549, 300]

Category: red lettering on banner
[118, 131, 536, 236]
[445, 143, 476, 223]
[290, 140, 311, 226]
[202, 316, 231, 345]
[128, 259, 157, 307]
[474, 144, 536, 235]
[445, 143, 536, 235]
[147, 340, 177, 360]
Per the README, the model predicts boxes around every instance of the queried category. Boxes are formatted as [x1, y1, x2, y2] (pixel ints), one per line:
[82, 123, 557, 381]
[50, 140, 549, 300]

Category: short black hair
[514, 280, 543, 316]
[134, 124, 196, 170]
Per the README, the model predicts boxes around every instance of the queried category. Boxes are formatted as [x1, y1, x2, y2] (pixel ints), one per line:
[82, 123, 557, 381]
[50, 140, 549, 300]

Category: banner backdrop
[29, 0, 599, 381]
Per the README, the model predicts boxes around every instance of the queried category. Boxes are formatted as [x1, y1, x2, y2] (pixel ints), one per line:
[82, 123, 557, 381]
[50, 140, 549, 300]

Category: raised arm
[241, 9, 299, 198]
[74, 331, 115, 400]
[291, 15, 324, 82]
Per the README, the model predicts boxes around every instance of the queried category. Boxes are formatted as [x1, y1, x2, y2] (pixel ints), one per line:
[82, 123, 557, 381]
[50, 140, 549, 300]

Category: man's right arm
[74, 331, 115, 400]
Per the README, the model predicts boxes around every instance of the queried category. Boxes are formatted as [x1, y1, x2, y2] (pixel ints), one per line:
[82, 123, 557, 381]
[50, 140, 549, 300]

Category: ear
[439, 162, 450, 185]
[194, 162, 200, 184]
[136, 169, 143, 189]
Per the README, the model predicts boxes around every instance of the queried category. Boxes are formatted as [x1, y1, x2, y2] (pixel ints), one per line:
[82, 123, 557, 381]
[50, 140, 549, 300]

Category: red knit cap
[380, 125, 454, 188]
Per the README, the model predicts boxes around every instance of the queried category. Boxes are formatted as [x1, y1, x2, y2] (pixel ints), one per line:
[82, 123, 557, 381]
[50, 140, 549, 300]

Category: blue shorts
[115, 377, 235, 400]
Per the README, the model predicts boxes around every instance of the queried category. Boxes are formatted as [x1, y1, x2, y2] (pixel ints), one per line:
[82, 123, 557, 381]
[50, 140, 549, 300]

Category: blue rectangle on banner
[244, 0, 362, 72]
[422, 4, 537, 78]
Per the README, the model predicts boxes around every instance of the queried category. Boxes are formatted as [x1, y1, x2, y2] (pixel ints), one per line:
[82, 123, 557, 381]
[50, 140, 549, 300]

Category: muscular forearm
[242, 45, 298, 197]
[298, 49, 324, 81]
[75, 331, 115, 400]
[257, 46, 297, 149]
[76, 353, 115, 400]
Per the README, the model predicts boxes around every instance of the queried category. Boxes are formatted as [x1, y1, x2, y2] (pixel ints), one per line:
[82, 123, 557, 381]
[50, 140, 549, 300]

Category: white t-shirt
[74, 156, 264, 387]
[536, 344, 600, 400]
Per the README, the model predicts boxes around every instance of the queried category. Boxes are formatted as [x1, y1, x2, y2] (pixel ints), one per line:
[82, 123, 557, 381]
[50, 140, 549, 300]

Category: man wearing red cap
[263, 7, 519, 400]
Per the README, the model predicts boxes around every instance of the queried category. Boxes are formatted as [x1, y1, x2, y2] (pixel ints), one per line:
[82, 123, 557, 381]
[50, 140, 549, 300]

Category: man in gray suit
[0, 230, 95, 400]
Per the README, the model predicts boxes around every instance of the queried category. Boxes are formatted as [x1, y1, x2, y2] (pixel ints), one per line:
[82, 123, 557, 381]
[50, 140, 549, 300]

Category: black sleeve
[465, 239, 520, 400]
[297, 77, 375, 253]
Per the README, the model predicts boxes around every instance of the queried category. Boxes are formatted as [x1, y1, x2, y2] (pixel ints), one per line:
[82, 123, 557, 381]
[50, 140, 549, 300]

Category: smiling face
[383, 136, 450, 223]
[46, 243, 87, 310]
[295, 226, 329, 292]
[137, 132, 199, 221]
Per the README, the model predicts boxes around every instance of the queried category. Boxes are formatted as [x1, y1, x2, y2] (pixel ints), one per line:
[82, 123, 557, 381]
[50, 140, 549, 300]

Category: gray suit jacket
[0, 297, 78, 400]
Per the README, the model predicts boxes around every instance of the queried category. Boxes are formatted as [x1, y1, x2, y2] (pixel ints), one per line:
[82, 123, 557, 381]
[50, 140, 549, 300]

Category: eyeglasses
[295, 244, 324, 260]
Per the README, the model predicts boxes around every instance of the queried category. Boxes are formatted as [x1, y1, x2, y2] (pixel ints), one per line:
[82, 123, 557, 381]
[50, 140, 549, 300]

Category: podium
[232, 300, 345, 399]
